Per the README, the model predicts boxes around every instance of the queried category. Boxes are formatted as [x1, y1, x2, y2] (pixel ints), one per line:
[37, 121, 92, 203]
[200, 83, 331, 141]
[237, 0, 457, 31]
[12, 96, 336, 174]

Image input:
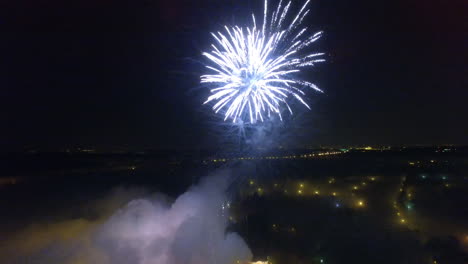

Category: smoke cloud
[0, 171, 252, 264]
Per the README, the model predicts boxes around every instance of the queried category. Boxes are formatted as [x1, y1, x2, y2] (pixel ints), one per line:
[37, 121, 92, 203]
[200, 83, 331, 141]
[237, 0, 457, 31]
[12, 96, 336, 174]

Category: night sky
[1, 0, 466, 151]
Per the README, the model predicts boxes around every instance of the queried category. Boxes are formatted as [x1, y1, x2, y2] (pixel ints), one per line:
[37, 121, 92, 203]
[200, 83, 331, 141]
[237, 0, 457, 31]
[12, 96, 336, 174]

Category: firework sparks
[201, 0, 324, 124]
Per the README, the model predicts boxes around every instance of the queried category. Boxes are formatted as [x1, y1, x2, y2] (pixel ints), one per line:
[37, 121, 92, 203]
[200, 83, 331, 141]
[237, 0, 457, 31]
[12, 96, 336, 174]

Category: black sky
[1, 0, 467, 151]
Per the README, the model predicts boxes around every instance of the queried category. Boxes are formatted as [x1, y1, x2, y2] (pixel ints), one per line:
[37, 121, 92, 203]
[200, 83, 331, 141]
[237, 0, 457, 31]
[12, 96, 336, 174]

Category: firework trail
[201, 0, 324, 124]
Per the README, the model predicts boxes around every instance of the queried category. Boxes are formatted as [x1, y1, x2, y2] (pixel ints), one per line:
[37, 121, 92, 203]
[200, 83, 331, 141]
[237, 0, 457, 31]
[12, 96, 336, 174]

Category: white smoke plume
[0, 171, 252, 264]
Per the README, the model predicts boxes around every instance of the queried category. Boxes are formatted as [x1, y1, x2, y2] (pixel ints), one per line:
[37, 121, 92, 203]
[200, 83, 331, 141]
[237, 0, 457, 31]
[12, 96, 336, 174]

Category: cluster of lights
[439, 174, 455, 189]
[236, 261, 270, 264]
[245, 177, 378, 211]
[393, 173, 458, 231]
[393, 176, 411, 225]
[207, 151, 344, 163]
[393, 202, 407, 225]
[408, 159, 446, 168]
[243, 172, 460, 264]
[234, 161, 461, 264]
[295, 182, 328, 197]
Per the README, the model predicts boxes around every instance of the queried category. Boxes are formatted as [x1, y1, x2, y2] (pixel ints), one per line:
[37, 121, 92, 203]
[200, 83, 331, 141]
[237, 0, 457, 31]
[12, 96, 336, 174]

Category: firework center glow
[201, 0, 325, 124]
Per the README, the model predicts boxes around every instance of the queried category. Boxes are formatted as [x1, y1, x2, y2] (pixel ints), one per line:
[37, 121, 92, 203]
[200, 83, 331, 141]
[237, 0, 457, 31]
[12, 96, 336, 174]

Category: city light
[206, 150, 345, 163]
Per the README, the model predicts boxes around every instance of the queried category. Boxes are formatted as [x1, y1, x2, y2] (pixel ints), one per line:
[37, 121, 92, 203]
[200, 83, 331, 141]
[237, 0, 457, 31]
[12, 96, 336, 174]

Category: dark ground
[1, 148, 467, 264]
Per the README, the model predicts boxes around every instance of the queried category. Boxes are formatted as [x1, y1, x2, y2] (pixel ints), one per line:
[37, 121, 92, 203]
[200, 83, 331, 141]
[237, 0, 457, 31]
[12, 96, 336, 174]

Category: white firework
[201, 0, 324, 124]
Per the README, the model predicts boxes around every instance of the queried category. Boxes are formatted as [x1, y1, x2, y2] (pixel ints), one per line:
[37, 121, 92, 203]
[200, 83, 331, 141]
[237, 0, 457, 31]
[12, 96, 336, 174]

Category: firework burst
[201, 0, 325, 124]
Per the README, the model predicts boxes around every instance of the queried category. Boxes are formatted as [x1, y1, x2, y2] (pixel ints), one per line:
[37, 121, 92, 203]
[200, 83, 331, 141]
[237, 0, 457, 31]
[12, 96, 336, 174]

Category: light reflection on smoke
[0, 171, 252, 264]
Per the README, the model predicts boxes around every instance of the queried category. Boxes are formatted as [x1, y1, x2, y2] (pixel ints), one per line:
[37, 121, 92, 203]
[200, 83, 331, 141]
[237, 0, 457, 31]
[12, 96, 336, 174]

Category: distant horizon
[4, 144, 468, 154]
